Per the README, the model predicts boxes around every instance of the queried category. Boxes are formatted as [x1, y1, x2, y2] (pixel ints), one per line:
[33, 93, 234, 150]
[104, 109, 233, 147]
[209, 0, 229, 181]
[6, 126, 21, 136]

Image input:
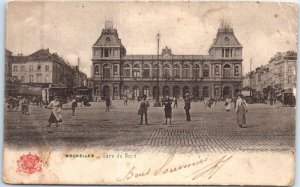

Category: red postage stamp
[16, 153, 43, 174]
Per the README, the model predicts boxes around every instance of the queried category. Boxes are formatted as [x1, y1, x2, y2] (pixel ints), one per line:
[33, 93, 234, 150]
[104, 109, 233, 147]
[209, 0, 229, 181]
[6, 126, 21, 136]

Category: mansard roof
[209, 26, 242, 51]
[93, 28, 124, 47]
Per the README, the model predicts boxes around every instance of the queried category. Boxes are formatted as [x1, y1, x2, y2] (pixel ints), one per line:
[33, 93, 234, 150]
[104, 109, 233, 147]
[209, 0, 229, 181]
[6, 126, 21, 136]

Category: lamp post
[154, 32, 161, 107]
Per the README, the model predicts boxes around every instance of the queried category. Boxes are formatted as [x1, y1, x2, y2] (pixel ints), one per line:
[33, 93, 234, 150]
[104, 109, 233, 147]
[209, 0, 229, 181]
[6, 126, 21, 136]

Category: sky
[6, 1, 298, 77]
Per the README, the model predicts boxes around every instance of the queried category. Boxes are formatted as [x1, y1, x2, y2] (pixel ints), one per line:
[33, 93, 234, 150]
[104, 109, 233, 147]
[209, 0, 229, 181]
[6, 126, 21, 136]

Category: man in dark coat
[138, 95, 149, 125]
[184, 93, 191, 121]
[105, 97, 111, 112]
[164, 95, 173, 124]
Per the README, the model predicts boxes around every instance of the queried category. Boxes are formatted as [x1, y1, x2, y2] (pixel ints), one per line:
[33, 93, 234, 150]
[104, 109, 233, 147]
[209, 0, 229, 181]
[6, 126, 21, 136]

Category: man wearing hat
[138, 95, 149, 125]
[184, 93, 191, 121]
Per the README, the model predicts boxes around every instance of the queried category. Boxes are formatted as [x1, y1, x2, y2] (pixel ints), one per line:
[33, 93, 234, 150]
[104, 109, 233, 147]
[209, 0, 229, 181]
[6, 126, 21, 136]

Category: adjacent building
[91, 21, 243, 100]
[243, 51, 297, 97]
[10, 48, 87, 99]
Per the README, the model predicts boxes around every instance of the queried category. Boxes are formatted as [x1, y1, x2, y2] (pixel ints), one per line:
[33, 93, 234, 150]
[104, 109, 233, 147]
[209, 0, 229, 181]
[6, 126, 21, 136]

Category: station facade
[92, 21, 243, 100]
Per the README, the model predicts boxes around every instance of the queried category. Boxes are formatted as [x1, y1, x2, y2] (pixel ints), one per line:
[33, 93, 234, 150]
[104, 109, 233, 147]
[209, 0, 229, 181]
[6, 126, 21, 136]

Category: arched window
[143, 86, 150, 96]
[123, 86, 129, 96]
[183, 64, 190, 79]
[163, 86, 170, 97]
[193, 64, 200, 78]
[123, 64, 131, 77]
[223, 64, 231, 78]
[133, 64, 140, 77]
[142, 64, 150, 78]
[133, 86, 139, 97]
[203, 86, 209, 98]
[234, 65, 239, 76]
[153, 64, 159, 77]
[94, 65, 99, 75]
[103, 64, 110, 77]
[173, 64, 180, 79]
[163, 64, 170, 78]
[215, 66, 220, 75]
[203, 64, 209, 78]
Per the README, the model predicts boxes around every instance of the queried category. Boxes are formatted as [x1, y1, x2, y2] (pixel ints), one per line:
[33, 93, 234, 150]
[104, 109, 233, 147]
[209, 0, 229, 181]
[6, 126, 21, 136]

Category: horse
[6, 96, 20, 112]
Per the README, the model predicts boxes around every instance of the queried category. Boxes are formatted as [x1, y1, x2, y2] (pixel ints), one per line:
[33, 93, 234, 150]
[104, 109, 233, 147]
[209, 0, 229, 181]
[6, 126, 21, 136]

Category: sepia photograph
[3, 1, 297, 185]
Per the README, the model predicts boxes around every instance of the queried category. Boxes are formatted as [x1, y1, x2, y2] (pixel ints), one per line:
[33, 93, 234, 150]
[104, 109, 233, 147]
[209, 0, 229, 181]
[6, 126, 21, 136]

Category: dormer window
[224, 37, 229, 45]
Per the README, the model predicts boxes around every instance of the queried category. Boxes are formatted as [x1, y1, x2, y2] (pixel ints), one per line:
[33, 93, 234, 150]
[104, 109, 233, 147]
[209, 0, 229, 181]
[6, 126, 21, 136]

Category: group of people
[137, 93, 248, 128]
[137, 93, 192, 125]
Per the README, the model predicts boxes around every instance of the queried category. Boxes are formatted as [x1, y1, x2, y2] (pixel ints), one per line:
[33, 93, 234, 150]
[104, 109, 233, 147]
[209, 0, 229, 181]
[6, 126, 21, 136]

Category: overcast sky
[6, 1, 297, 77]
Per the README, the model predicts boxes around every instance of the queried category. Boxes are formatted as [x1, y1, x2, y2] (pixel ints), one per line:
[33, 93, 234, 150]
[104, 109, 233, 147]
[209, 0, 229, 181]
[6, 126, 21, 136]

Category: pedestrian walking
[184, 93, 191, 121]
[124, 95, 128, 106]
[225, 96, 232, 112]
[138, 95, 149, 125]
[47, 96, 62, 127]
[71, 97, 77, 116]
[164, 95, 173, 124]
[20, 96, 29, 115]
[236, 94, 248, 128]
[105, 97, 111, 112]
[132, 93, 135, 102]
[173, 97, 178, 109]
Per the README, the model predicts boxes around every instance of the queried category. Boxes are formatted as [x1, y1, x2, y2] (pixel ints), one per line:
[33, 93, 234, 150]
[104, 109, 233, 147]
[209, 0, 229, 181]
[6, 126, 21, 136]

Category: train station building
[91, 21, 243, 100]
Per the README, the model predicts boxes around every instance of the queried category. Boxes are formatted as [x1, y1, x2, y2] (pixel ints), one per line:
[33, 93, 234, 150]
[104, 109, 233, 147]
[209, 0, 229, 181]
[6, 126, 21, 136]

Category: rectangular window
[288, 66, 292, 72]
[133, 70, 140, 77]
[21, 66, 25, 71]
[113, 65, 118, 75]
[30, 65, 34, 71]
[37, 65, 41, 71]
[45, 65, 49, 71]
[104, 49, 109, 57]
[203, 70, 209, 78]
[21, 76, 25, 82]
[173, 69, 180, 78]
[13, 66, 17, 72]
[123, 69, 130, 77]
[222, 49, 224, 57]
[95, 87, 99, 94]
[215, 66, 220, 75]
[214, 85, 220, 97]
[225, 49, 230, 57]
[143, 69, 150, 77]
[29, 75, 34, 83]
[37, 75, 42, 83]
[113, 87, 118, 95]
[288, 76, 293, 84]
[45, 75, 50, 83]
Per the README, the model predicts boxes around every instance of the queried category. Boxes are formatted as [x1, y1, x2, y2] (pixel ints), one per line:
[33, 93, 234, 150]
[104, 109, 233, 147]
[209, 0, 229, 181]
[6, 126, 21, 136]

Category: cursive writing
[117, 154, 231, 182]
[187, 155, 233, 180]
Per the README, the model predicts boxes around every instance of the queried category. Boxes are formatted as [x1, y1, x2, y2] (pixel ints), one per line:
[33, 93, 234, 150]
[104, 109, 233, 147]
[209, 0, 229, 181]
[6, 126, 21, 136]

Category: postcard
[3, 1, 297, 185]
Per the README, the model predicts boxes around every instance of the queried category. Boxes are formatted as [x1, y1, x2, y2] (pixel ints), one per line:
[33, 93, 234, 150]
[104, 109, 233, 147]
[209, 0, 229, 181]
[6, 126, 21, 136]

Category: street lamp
[154, 32, 161, 107]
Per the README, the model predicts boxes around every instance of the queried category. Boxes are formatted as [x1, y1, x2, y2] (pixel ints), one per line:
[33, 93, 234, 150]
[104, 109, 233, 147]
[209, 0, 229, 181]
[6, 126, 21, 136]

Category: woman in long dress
[225, 96, 232, 112]
[236, 94, 248, 128]
[164, 96, 173, 124]
[47, 96, 62, 127]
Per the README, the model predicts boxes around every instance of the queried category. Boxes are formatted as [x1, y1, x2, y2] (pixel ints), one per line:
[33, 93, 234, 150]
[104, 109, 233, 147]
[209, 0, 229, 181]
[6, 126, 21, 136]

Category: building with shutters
[91, 21, 243, 100]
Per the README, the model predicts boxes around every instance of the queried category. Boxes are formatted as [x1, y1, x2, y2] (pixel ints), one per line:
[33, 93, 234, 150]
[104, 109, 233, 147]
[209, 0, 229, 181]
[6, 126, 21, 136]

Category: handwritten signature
[117, 154, 232, 181]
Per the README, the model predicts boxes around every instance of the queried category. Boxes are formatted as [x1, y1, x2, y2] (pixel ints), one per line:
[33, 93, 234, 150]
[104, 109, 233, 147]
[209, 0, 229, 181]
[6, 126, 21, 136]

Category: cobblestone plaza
[4, 100, 295, 153]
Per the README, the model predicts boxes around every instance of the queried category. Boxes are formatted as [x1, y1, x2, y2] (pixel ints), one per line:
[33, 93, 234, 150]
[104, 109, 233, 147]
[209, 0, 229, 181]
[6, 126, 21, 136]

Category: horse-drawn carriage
[275, 92, 296, 107]
[6, 96, 20, 111]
